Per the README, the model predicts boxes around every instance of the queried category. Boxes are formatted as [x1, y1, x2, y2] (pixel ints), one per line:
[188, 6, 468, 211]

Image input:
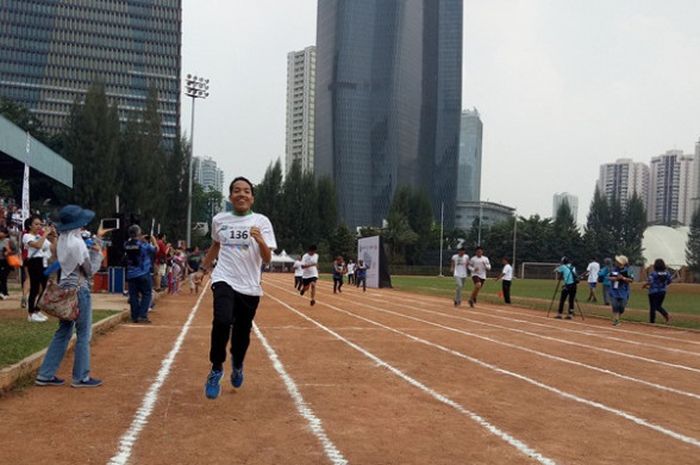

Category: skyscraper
[0, 0, 181, 142]
[194, 156, 224, 194]
[695, 138, 700, 215]
[315, 0, 463, 228]
[552, 192, 579, 221]
[457, 108, 482, 203]
[285, 46, 316, 174]
[649, 150, 696, 225]
[597, 158, 649, 210]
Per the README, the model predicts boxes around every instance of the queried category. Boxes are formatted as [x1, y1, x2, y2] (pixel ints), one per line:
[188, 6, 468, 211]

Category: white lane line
[381, 286, 700, 348]
[107, 281, 210, 465]
[264, 292, 558, 465]
[386, 292, 700, 357]
[328, 293, 700, 401]
[356, 292, 700, 374]
[267, 285, 700, 450]
[253, 322, 348, 465]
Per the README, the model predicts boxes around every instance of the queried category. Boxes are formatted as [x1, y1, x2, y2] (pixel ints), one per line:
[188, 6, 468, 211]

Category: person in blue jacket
[642, 258, 672, 324]
[609, 255, 634, 326]
[598, 257, 613, 306]
[124, 225, 157, 324]
[555, 257, 578, 319]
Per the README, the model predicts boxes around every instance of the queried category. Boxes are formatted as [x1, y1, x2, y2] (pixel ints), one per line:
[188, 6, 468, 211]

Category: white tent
[269, 250, 296, 271]
[642, 226, 689, 267]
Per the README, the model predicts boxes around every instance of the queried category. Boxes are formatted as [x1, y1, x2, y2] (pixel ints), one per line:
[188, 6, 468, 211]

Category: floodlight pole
[185, 74, 210, 247]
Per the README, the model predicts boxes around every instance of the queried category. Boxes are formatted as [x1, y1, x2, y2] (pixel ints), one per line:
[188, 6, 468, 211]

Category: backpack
[568, 265, 580, 284]
[123, 239, 142, 268]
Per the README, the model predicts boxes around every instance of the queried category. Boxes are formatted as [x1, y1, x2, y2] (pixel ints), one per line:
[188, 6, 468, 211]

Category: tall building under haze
[553, 192, 579, 221]
[596, 158, 649, 210]
[314, 0, 463, 228]
[457, 108, 482, 203]
[0, 0, 181, 142]
[285, 46, 316, 174]
[649, 150, 696, 226]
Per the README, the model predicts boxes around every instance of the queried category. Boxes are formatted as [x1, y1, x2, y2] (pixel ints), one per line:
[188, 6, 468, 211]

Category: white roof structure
[271, 250, 296, 264]
[642, 226, 689, 267]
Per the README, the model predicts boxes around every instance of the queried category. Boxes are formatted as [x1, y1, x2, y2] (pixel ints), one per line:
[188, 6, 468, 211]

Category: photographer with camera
[124, 225, 157, 324]
[642, 258, 672, 324]
[555, 257, 578, 319]
[609, 255, 633, 326]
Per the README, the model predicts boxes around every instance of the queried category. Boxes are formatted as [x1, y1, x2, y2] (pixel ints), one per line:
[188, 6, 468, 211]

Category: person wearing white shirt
[346, 259, 356, 285]
[300, 245, 319, 306]
[198, 177, 277, 399]
[585, 258, 600, 303]
[495, 257, 514, 304]
[22, 215, 54, 321]
[292, 256, 303, 291]
[468, 246, 491, 307]
[450, 247, 469, 307]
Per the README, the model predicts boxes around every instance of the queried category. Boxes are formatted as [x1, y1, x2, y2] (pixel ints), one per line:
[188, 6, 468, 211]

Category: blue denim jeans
[128, 274, 152, 321]
[37, 286, 92, 383]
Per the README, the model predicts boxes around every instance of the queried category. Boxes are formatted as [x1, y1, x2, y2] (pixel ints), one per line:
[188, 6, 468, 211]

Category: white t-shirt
[502, 264, 513, 281]
[23, 233, 52, 266]
[293, 260, 304, 277]
[301, 253, 319, 279]
[210, 212, 277, 296]
[347, 263, 355, 274]
[469, 255, 491, 279]
[451, 254, 469, 278]
[587, 261, 600, 283]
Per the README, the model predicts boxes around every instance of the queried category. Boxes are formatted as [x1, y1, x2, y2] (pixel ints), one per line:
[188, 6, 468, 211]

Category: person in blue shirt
[124, 224, 157, 324]
[609, 255, 634, 326]
[642, 258, 672, 324]
[555, 257, 578, 319]
[597, 257, 613, 306]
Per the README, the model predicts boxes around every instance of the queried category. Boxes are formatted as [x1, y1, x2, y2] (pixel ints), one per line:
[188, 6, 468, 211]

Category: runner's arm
[200, 241, 221, 273]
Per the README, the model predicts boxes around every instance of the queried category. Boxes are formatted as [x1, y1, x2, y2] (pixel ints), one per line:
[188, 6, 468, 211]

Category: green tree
[61, 82, 121, 219]
[254, 159, 283, 220]
[0, 97, 48, 142]
[583, 186, 614, 261]
[329, 224, 356, 259]
[162, 136, 190, 240]
[621, 192, 647, 265]
[316, 176, 338, 240]
[552, 199, 584, 266]
[686, 207, 700, 276]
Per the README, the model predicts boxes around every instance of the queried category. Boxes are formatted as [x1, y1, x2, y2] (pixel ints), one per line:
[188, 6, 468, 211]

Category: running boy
[450, 247, 469, 306]
[198, 177, 276, 399]
[468, 246, 491, 307]
[300, 245, 319, 306]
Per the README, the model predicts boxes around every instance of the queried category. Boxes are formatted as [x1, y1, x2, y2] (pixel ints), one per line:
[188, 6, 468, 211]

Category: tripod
[547, 279, 585, 320]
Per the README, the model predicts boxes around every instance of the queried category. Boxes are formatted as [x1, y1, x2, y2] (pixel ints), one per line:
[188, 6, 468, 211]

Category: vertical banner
[21, 133, 31, 223]
[357, 235, 380, 288]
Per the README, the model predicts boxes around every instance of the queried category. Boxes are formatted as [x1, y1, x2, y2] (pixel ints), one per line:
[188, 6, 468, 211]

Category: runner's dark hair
[229, 176, 255, 195]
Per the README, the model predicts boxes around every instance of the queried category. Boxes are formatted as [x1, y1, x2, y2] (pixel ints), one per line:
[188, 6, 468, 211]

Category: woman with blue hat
[35, 204, 111, 388]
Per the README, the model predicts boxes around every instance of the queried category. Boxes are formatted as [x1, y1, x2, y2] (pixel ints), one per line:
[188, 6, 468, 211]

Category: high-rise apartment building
[649, 150, 696, 225]
[194, 156, 224, 194]
[694, 138, 700, 215]
[553, 192, 579, 221]
[285, 46, 316, 174]
[597, 158, 649, 210]
[0, 0, 181, 142]
[315, 0, 463, 229]
[457, 108, 482, 203]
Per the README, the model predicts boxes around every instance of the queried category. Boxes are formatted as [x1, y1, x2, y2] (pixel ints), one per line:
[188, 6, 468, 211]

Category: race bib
[220, 225, 251, 248]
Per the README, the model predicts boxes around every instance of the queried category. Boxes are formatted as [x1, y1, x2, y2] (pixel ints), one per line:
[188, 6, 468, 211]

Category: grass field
[380, 276, 700, 329]
[0, 310, 120, 368]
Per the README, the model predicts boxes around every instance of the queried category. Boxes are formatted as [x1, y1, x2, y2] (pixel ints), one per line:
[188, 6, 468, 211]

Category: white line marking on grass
[327, 293, 700, 401]
[253, 322, 348, 465]
[264, 292, 559, 465]
[107, 281, 210, 465]
[265, 285, 700, 450]
[386, 292, 700, 357]
[357, 292, 700, 374]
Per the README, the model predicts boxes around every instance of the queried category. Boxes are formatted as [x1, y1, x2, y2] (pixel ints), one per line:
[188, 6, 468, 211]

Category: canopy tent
[269, 250, 296, 272]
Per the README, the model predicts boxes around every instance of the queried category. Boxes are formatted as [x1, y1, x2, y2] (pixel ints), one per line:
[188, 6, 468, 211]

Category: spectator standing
[555, 257, 578, 319]
[450, 247, 469, 307]
[598, 258, 613, 306]
[0, 226, 18, 299]
[23, 215, 53, 321]
[643, 258, 672, 324]
[346, 259, 355, 285]
[35, 205, 109, 388]
[124, 225, 157, 323]
[585, 257, 600, 302]
[495, 257, 513, 304]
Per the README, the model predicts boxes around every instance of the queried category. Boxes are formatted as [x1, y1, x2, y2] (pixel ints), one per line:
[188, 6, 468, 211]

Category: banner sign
[357, 235, 380, 288]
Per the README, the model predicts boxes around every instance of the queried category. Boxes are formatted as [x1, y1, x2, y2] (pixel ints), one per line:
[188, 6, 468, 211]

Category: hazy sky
[181, 0, 700, 224]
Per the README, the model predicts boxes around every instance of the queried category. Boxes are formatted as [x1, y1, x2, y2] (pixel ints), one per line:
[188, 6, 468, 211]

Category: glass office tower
[315, 0, 463, 228]
[0, 0, 181, 142]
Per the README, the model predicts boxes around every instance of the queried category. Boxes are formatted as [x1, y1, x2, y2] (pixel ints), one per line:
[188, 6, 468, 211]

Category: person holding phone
[609, 255, 633, 326]
[22, 214, 54, 322]
[197, 176, 276, 399]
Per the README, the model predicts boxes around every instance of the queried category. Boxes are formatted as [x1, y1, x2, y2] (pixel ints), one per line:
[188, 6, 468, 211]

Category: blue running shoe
[231, 365, 244, 388]
[35, 376, 65, 386]
[71, 377, 103, 388]
[204, 369, 223, 399]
